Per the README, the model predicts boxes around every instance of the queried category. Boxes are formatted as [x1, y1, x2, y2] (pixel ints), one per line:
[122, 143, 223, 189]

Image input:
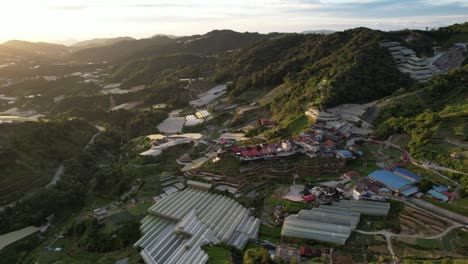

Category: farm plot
[399, 206, 450, 236]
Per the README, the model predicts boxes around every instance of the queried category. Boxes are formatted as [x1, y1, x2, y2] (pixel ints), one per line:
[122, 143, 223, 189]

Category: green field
[258, 84, 286, 106]
[422, 196, 468, 217]
[127, 201, 153, 216]
[204, 246, 232, 264]
[265, 195, 307, 213]
[285, 114, 310, 134]
[258, 224, 282, 244]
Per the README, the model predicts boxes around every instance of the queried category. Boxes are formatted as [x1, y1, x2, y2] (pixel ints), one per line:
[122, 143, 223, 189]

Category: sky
[1, 0, 467, 44]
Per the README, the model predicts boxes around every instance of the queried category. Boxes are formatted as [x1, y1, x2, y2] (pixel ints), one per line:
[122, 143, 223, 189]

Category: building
[135, 188, 260, 264]
[281, 200, 388, 245]
[276, 245, 301, 263]
[187, 180, 212, 191]
[427, 189, 448, 202]
[342, 171, 359, 180]
[92, 208, 108, 220]
[392, 167, 420, 182]
[380, 41, 437, 82]
[334, 150, 354, 159]
[368, 170, 419, 196]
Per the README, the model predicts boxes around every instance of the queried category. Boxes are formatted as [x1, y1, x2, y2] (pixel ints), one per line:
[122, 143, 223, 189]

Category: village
[0, 37, 467, 264]
[110, 74, 468, 263]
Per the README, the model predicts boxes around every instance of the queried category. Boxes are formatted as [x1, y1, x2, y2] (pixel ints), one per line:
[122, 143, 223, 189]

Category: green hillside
[216, 28, 412, 121]
[0, 119, 97, 205]
[70, 30, 267, 63]
[376, 65, 468, 192]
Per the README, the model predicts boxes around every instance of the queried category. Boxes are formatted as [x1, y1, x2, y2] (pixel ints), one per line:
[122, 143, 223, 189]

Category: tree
[419, 178, 433, 193]
[243, 247, 271, 264]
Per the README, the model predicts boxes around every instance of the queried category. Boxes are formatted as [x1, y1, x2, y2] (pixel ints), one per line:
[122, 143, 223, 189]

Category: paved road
[86, 125, 106, 146]
[367, 138, 463, 185]
[47, 125, 105, 187]
[47, 164, 64, 187]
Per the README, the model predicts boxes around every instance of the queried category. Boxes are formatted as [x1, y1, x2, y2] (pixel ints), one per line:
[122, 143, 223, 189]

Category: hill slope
[0, 119, 97, 205]
[71, 37, 135, 50]
[70, 30, 267, 63]
[216, 28, 413, 121]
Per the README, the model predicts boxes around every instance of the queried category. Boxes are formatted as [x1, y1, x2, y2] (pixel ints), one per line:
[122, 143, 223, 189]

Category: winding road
[355, 197, 465, 258]
[47, 125, 106, 187]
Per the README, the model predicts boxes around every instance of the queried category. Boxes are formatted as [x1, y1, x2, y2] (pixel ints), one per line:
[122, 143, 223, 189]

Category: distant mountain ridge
[71, 37, 135, 49]
[0, 40, 71, 59]
[301, 30, 335, 35]
[70, 30, 268, 63]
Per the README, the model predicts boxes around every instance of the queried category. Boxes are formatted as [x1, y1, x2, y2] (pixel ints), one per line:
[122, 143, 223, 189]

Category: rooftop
[368, 170, 413, 191]
[135, 188, 260, 264]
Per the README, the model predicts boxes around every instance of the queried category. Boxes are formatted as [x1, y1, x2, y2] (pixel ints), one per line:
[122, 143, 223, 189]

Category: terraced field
[399, 206, 450, 236]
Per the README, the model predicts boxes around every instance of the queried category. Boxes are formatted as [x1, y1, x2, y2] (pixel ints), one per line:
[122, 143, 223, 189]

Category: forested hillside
[216, 28, 412, 121]
[0, 119, 97, 205]
[376, 65, 468, 192]
[70, 30, 267, 63]
[385, 22, 468, 57]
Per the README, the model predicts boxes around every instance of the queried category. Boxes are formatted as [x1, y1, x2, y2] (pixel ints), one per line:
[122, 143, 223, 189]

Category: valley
[0, 23, 467, 264]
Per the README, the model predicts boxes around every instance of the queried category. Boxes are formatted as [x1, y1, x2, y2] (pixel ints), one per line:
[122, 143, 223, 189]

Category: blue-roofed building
[393, 167, 420, 182]
[400, 186, 419, 197]
[432, 185, 449, 193]
[378, 187, 392, 195]
[427, 190, 448, 202]
[334, 150, 354, 159]
[368, 170, 414, 192]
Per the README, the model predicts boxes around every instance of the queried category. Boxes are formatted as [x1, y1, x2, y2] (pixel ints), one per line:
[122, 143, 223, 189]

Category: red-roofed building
[441, 191, 455, 199]
[342, 171, 360, 179]
[300, 246, 309, 257]
[304, 194, 316, 202]
[324, 139, 337, 149]
[231, 147, 242, 153]
[259, 118, 277, 126]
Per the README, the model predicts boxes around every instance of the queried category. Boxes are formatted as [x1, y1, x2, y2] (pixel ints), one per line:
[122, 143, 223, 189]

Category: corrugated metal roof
[368, 170, 413, 191]
[428, 190, 448, 202]
[400, 186, 419, 197]
[393, 167, 420, 182]
[135, 188, 260, 264]
[333, 200, 390, 216]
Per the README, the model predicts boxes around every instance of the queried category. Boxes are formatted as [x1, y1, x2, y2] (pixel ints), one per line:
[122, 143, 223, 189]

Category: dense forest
[0, 119, 97, 206]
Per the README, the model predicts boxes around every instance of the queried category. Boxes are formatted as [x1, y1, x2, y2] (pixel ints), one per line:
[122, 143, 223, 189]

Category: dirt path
[444, 138, 468, 148]
[356, 223, 462, 257]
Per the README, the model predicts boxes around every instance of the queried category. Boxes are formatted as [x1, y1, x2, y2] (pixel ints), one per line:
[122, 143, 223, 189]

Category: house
[378, 187, 393, 196]
[428, 189, 448, 202]
[342, 171, 359, 179]
[323, 139, 337, 150]
[259, 118, 276, 126]
[276, 245, 301, 263]
[218, 138, 233, 147]
[304, 194, 317, 202]
[281, 141, 292, 151]
[323, 187, 337, 197]
[310, 249, 321, 257]
[311, 187, 322, 196]
[335, 150, 354, 159]
[300, 246, 309, 257]
[353, 183, 368, 200]
[93, 208, 108, 220]
[336, 183, 345, 193]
